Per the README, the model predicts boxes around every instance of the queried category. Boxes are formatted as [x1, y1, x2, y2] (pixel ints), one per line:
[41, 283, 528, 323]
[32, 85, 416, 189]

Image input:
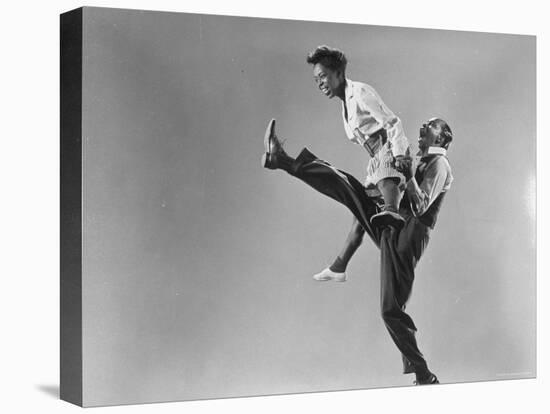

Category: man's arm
[397, 156, 452, 216]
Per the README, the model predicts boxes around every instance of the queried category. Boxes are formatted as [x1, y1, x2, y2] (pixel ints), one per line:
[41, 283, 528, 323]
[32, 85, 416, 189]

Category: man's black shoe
[370, 206, 405, 230]
[414, 373, 439, 385]
[261, 118, 289, 170]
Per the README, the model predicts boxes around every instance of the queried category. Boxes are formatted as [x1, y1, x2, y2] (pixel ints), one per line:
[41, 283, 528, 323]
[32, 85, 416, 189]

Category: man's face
[312, 63, 344, 99]
[418, 119, 443, 151]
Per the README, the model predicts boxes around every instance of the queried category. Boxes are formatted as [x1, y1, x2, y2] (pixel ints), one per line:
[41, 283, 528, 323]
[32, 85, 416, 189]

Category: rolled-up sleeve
[356, 86, 407, 155]
[406, 157, 453, 216]
[357, 86, 397, 130]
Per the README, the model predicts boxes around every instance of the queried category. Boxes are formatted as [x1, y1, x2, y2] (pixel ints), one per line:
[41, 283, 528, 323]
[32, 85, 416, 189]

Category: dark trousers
[285, 148, 431, 374]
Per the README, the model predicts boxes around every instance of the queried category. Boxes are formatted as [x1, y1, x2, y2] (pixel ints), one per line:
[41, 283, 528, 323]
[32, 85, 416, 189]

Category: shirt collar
[427, 147, 447, 156]
[344, 78, 354, 101]
[418, 146, 447, 161]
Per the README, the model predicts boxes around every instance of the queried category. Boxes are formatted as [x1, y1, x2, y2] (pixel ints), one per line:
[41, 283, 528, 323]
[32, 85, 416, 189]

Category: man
[306, 45, 411, 283]
[261, 117, 454, 385]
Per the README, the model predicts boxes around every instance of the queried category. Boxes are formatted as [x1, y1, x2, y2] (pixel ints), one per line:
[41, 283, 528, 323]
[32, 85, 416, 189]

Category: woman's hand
[394, 155, 414, 181]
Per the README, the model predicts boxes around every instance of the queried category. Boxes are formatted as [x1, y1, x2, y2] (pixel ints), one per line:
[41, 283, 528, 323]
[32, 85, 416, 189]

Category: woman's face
[312, 63, 344, 99]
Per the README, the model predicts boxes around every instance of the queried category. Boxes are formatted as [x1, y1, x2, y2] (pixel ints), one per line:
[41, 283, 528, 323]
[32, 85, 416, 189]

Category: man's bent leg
[262, 121, 379, 240]
[281, 148, 382, 246]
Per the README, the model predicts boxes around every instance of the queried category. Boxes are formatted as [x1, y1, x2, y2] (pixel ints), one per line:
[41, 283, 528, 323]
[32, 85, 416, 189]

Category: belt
[363, 128, 387, 157]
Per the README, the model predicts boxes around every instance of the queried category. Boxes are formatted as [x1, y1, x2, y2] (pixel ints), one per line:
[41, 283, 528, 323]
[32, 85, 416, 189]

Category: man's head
[306, 45, 347, 99]
[418, 118, 453, 152]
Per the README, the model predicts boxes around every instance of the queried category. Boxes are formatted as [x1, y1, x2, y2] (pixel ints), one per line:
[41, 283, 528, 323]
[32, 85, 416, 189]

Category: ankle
[329, 257, 347, 273]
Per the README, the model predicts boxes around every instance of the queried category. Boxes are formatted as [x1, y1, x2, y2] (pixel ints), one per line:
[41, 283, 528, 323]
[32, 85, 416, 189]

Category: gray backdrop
[80, 7, 536, 406]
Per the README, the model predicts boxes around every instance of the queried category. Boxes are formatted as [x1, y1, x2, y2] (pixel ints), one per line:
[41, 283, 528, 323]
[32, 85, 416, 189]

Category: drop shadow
[36, 384, 59, 399]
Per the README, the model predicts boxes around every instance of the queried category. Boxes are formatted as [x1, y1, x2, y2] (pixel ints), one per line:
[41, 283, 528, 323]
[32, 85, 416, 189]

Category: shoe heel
[371, 212, 405, 230]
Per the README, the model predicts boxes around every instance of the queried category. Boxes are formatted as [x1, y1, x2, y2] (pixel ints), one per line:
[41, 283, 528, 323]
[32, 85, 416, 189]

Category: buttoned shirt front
[341, 79, 408, 157]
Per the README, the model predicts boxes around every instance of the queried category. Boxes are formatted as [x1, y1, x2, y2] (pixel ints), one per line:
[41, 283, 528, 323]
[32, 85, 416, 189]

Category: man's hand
[394, 154, 414, 182]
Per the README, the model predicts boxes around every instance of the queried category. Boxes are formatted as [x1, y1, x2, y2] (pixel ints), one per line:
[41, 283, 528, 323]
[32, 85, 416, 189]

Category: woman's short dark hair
[306, 45, 347, 73]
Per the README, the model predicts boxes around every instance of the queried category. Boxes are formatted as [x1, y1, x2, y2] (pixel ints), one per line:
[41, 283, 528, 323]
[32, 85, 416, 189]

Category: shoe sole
[262, 118, 276, 168]
[313, 275, 347, 282]
[415, 375, 439, 385]
[371, 213, 405, 230]
[313, 278, 347, 282]
[264, 118, 276, 153]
